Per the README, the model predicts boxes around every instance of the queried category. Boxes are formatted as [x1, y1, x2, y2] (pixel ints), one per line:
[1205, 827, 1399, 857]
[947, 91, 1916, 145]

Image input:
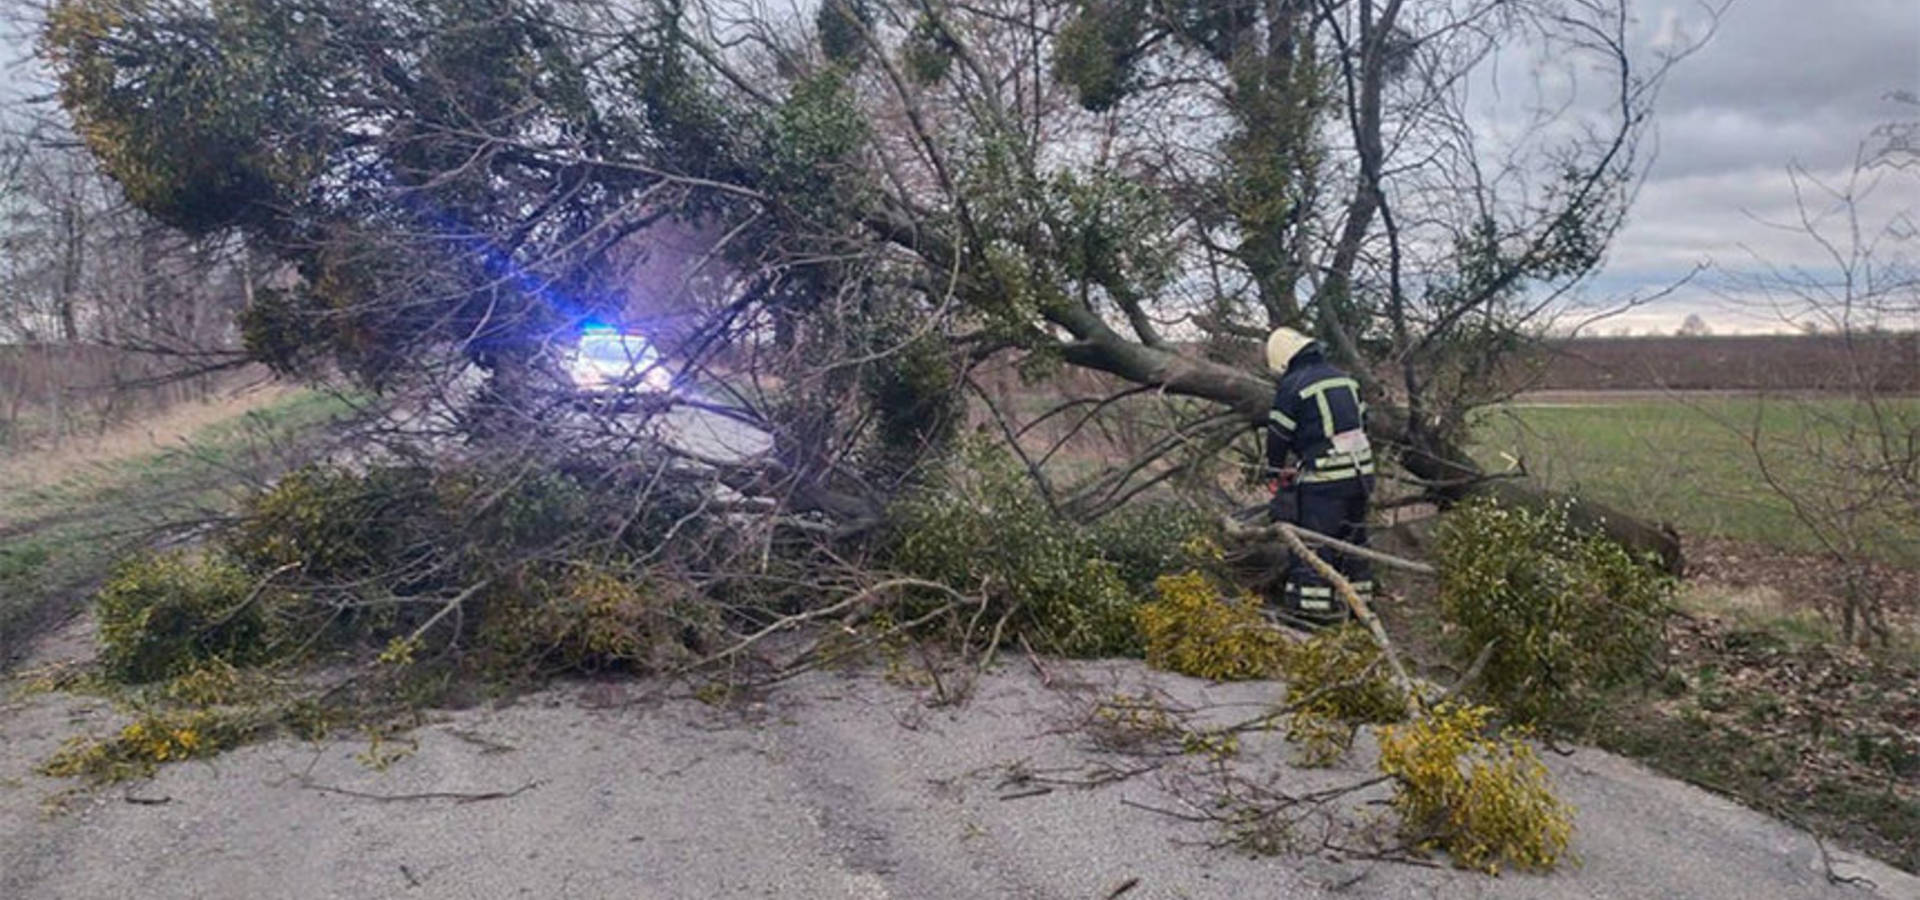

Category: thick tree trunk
[866, 208, 1684, 574]
[1376, 413, 1685, 575]
[1481, 480, 1684, 575]
[1055, 334, 1685, 574]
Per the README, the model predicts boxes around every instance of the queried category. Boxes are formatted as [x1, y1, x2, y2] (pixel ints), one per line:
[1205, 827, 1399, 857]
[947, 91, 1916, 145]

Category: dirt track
[4, 618, 1915, 900]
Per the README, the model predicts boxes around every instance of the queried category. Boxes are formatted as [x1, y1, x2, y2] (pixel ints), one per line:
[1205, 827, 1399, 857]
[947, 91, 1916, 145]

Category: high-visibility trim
[1298, 598, 1335, 611]
[1316, 447, 1375, 464]
[1268, 408, 1297, 430]
[1297, 582, 1372, 596]
[1298, 377, 1360, 401]
[1299, 461, 1376, 483]
[1316, 445, 1375, 467]
[1299, 377, 1360, 427]
[1299, 376, 1360, 446]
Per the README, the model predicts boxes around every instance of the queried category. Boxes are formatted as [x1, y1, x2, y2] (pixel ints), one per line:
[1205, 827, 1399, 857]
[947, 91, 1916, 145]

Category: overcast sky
[1578, 0, 1920, 334]
[2, 1, 1915, 335]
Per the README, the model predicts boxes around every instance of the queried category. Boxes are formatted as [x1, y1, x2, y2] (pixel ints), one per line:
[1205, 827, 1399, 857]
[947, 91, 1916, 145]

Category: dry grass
[1594, 608, 1920, 873]
[0, 345, 250, 448]
[1683, 538, 1920, 649]
[0, 381, 297, 526]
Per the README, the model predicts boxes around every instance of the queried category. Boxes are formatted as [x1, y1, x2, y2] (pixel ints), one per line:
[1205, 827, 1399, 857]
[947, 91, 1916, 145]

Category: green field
[1469, 395, 1920, 568]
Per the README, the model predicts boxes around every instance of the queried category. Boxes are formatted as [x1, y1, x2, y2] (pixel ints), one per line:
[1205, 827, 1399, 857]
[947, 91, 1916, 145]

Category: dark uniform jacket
[1265, 346, 1374, 483]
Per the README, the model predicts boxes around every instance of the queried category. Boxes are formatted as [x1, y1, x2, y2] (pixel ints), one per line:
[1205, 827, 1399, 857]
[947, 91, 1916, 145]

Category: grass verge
[1590, 603, 1919, 872]
[1464, 395, 1920, 871]
[0, 388, 351, 668]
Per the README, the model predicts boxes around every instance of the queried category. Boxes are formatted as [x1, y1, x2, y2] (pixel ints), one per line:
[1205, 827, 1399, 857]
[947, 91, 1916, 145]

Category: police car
[564, 325, 674, 406]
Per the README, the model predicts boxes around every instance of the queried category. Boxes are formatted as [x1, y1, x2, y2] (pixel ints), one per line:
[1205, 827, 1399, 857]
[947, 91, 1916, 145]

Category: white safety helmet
[1265, 327, 1314, 374]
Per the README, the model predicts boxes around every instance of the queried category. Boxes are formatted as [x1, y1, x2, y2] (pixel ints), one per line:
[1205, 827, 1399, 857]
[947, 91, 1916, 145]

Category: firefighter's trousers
[1271, 477, 1374, 626]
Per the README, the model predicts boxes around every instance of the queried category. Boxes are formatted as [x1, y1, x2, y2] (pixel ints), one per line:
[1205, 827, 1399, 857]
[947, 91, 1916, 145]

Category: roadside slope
[0, 388, 350, 669]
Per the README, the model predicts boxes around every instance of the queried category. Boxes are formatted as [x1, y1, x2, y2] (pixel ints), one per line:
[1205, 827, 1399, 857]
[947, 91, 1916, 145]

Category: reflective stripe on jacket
[1266, 346, 1373, 482]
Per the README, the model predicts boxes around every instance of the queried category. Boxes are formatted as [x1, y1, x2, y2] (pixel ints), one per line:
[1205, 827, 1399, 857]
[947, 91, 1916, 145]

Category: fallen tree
[1055, 342, 1683, 570]
[35, 0, 1701, 571]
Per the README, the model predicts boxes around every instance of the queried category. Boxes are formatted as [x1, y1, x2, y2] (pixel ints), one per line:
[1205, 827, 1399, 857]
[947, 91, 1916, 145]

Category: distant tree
[1676, 313, 1711, 337]
[1702, 113, 1920, 646]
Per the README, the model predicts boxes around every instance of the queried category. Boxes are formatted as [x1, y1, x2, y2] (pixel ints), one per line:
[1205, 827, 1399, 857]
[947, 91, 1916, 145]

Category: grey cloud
[1632, 0, 1916, 174]
[1648, 0, 1917, 121]
[1582, 0, 1920, 329]
[1646, 102, 1885, 177]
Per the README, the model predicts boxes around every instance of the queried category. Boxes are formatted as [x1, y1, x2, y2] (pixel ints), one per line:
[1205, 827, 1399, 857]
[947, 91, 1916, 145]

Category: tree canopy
[40, 0, 1700, 562]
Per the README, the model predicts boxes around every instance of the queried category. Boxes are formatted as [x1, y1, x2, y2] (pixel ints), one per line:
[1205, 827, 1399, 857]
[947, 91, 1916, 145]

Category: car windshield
[579, 334, 652, 365]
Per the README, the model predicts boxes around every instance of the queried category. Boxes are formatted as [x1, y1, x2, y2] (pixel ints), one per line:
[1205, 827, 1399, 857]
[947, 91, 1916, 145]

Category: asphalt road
[4, 621, 1914, 900]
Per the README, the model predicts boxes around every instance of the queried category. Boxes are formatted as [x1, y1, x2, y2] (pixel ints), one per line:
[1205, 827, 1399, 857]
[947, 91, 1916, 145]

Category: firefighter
[1264, 327, 1375, 627]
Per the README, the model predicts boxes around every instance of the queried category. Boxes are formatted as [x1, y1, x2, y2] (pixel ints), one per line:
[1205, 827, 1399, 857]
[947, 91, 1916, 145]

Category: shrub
[1278, 625, 1406, 764]
[222, 464, 458, 652]
[860, 327, 963, 479]
[52, 461, 726, 782]
[1090, 502, 1221, 592]
[1279, 625, 1403, 723]
[888, 445, 1144, 656]
[226, 464, 438, 582]
[229, 463, 613, 585]
[1435, 497, 1673, 724]
[221, 460, 711, 660]
[94, 551, 275, 683]
[1377, 703, 1574, 873]
[460, 468, 597, 554]
[156, 657, 275, 707]
[479, 562, 701, 673]
[1135, 570, 1286, 680]
[40, 709, 257, 783]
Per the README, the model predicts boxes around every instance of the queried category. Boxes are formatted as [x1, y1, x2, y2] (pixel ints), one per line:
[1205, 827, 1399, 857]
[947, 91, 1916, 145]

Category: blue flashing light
[580, 321, 619, 336]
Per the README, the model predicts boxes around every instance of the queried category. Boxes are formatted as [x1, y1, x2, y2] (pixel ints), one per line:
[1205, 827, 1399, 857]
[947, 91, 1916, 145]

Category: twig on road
[1018, 632, 1051, 687]
[298, 777, 543, 805]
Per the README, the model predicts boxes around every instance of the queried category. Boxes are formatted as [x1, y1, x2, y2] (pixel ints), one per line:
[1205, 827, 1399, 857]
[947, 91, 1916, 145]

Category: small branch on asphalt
[297, 777, 544, 805]
[1018, 632, 1051, 688]
[1119, 796, 1212, 823]
[682, 578, 971, 674]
